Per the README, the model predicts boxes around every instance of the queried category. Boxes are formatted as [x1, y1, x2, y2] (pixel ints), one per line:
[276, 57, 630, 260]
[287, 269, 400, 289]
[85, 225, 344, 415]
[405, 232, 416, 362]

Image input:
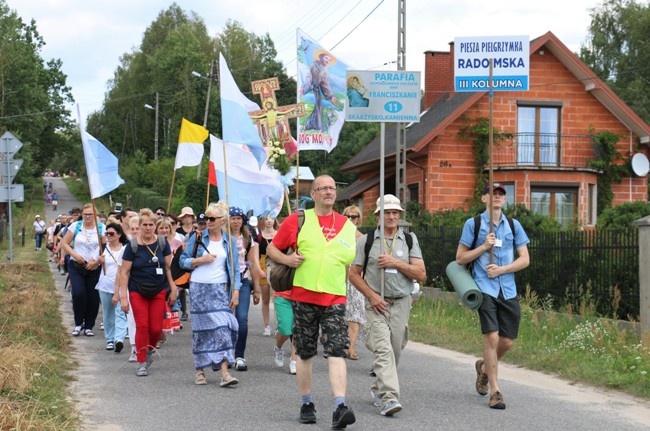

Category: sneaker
[475, 359, 488, 396]
[380, 400, 402, 416]
[71, 326, 82, 337]
[100, 322, 104, 330]
[219, 372, 239, 387]
[84, 329, 94, 337]
[489, 391, 506, 409]
[274, 347, 284, 368]
[234, 357, 248, 371]
[331, 403, 355, 429]
[181, 313, 188, 321]
[106, 342, 114, 351]
[289, 360, 297, 375]
[136, 364, 148, 377]
[371, 389, 381, 407]
[263, 326, 272, 336]
[114, 340, 124, 353]
[128, 351, 137, 363]
[299, 402, 316, 424]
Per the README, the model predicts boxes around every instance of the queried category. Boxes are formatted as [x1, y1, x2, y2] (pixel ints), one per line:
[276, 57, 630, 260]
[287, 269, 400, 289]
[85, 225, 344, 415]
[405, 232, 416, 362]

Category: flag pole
[91, 199, 106, 275]
[295, 151, 300, 211]
[222, 141, 236, 302]
[167, 170, 176, 214]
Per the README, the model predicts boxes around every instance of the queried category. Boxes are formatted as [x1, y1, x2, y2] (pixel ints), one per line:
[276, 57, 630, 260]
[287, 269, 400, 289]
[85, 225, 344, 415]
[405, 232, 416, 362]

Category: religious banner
[296, 28, 347, 153]
[249, 77, 304, 158]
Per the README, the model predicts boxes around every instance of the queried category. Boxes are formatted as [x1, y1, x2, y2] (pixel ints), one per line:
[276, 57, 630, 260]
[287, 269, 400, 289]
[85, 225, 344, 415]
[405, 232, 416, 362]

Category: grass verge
[0, 195, 79, 430]
[410, 292, 650, 399]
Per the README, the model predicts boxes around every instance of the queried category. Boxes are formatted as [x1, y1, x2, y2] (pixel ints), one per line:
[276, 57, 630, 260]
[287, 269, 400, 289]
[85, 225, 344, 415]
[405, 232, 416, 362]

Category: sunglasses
[206, 216, 223, 222]
[105, 232, 116, 237]
[156, 212, 165, 216]
[347, 215, 360, 219]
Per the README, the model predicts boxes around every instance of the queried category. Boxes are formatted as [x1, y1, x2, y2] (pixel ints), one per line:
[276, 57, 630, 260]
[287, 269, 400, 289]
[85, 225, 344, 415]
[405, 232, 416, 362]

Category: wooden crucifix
[249, 77, 305, 155]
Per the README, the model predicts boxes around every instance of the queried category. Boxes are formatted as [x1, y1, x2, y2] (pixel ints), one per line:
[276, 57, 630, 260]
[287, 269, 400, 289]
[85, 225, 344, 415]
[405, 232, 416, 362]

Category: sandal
[220, 372, 239, 387]
[71, 326, 82, 337]
[194, 370, 207, 385]
[84, 329, 94, 337]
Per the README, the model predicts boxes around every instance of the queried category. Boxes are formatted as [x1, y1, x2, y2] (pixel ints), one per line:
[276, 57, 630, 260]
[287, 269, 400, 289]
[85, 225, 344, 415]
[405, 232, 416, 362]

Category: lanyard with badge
[145, 241, 164, 275]
[383, 232, 399, 274]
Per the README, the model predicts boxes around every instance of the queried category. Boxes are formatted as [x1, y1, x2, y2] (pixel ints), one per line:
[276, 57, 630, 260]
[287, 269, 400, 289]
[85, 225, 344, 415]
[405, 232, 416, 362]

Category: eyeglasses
[347, 215, 360, 220]
[314, 186, 336, 192]
[105, 232, 116, 237]
[156, 212, 165, 216]
[206, 216, 223, 222]
[170, 221, 178, 225]
[82, 213, 95, 217]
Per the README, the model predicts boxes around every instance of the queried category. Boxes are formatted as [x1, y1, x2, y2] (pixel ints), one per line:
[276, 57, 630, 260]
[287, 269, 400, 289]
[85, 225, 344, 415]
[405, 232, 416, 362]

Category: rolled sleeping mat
[445, 261, 483, 311]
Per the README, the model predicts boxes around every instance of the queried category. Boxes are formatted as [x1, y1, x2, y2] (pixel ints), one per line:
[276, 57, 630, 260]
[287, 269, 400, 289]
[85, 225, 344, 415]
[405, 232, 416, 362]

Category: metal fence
[409, 225, 639, 319]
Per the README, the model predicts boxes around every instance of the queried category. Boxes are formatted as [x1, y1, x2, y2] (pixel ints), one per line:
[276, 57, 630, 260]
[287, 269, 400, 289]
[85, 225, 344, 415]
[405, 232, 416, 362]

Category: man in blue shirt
[455, 183, 530, 410]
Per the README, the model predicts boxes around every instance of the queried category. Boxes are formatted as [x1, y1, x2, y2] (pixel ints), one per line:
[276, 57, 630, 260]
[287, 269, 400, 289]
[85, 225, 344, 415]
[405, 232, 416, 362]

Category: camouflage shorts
[292, 301, 349, 360]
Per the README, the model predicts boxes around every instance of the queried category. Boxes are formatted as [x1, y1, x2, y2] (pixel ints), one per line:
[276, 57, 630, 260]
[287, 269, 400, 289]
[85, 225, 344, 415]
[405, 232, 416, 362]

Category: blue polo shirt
[459, 211, 529, 300]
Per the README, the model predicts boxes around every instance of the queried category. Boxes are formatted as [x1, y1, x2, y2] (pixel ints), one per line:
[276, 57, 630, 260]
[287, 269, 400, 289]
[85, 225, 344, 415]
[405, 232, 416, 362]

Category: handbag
[135, 283, 162, 298]
[268, 210, 304, 292]
[71, 260, 90, 276]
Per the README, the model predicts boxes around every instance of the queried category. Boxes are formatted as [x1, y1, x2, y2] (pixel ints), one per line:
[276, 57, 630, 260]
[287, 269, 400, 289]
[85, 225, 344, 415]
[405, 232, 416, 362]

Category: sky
[7, 0, 603, 114]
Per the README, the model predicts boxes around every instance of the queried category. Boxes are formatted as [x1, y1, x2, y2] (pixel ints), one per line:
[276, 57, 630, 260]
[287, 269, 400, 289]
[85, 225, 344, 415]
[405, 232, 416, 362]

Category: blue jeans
[68, 261, 101, 329]
[35, 232, 44, 249]
[234, 278, 251, 358]
[99, 291, 128, 343]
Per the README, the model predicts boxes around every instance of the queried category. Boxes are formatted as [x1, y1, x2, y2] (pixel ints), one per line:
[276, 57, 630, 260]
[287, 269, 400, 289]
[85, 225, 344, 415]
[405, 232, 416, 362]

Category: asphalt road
[44, 176, 650, 431]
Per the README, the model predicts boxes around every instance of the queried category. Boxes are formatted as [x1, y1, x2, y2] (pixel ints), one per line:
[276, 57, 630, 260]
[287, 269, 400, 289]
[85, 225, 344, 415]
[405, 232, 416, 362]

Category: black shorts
[292, 301, 348, 360]
[478, 292, 520, 339]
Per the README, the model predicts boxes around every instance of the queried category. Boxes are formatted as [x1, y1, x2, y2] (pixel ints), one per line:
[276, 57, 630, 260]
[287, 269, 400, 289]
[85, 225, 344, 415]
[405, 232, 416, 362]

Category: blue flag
[219, 53, 266, 168]
[80, 130, 125, 199]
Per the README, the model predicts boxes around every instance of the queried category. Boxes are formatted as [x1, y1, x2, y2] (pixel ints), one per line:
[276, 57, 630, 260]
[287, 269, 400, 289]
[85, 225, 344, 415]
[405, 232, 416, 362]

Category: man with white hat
[33, 215, 46, 251]
[349, 194, 426, 417]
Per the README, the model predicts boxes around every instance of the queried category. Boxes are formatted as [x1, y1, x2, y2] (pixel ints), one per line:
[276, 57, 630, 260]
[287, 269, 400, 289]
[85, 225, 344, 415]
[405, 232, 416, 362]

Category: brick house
[338, 32, 650, 226]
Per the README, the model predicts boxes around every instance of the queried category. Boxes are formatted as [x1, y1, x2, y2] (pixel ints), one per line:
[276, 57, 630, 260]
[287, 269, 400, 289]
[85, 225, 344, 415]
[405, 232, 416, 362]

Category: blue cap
[229, 207, 247, 223]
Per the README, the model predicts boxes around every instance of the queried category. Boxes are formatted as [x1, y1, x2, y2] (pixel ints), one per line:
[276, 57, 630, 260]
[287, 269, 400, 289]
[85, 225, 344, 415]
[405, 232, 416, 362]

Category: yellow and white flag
[174, 118, 208, 170]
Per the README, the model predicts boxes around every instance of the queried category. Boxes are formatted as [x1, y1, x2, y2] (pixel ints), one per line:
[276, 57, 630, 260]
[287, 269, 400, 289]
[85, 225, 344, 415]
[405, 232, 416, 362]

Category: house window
[517, 105, 561, 166]
[531, 186, 578, 227]
[501, 183, 515, 209]
[408, 183, 419, 203]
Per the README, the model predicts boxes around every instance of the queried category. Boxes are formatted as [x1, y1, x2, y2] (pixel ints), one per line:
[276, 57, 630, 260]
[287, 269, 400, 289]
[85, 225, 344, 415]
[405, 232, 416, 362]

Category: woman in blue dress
[180, 202, 241, 387]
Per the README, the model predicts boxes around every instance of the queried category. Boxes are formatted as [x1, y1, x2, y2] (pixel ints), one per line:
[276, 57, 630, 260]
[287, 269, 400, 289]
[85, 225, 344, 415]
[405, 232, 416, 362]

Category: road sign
[0, 159, 23, 181]
[345, 70, 421, 123]
[0, 184, 24, 202]
[0, 131, 24, 156]
[454, 35, 530, 92]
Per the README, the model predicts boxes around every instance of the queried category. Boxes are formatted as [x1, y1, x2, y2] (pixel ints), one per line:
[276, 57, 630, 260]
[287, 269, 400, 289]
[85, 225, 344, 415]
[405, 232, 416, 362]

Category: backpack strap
[362, 230, 413, 275]
[295, 209, 305, 250]
[470, 215, 481, 250]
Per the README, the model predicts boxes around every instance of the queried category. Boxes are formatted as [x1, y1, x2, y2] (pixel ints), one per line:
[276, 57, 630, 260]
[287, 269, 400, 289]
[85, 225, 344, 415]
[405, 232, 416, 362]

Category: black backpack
[169, 230, 207, 290]
[361, 231, 414, 275]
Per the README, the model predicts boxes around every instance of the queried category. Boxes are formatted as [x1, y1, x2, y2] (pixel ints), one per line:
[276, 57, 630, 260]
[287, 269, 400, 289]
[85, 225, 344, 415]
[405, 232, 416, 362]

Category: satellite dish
[631, 153, 650, 177]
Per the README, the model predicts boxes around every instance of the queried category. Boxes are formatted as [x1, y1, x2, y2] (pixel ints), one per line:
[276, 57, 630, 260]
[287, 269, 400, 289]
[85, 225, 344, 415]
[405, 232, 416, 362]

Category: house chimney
[423, 42, 454, 109]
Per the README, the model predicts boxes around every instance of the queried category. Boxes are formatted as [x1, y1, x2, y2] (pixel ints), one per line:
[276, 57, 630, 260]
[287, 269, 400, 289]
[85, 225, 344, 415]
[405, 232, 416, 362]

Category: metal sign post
[0, 131, 25, 263]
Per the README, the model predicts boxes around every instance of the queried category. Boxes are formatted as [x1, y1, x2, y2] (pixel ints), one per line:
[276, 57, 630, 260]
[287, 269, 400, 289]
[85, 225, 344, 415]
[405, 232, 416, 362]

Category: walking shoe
[114, 340, 124, 353]
[331, 403, 355, 429]
[106, 342, 114, 351]
[274, 346, 284, 368]
[475, 359, 488, 396]
[489, 391, 506, 409]
[219, 372, 239, 387]
[263, 326, 272, 336]
[136, 364, 148, 377]
[84, 329, 94, 337]
[370, 389, 381, 407]
[234, 357, 248, 371]
[299, 402, 316, 424]
[289, 360, 297, 375]
[71, 326, 82, 337]
[181, 313, 188, 321]
[380, 400, 402, 416]
[100, 322, 104, 330]
[128, 351, 137, 363]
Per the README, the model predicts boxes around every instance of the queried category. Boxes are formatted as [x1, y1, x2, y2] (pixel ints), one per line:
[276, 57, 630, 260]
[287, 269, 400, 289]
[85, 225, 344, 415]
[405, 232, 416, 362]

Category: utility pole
[197, 59, 217, 181]
[395, 0, 407, 203]
[154, 92, 159, 161]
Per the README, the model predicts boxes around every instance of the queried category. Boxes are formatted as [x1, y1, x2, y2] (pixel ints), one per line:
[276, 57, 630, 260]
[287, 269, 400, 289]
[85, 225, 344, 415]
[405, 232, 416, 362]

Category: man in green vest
[349, 194, 426, 417]
[267, 175, 358, 429]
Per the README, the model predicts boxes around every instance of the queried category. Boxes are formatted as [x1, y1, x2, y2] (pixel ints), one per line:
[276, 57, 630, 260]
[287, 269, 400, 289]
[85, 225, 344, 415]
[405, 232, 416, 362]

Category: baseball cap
[249, 216, 258, 227]
[484, 182, 506, 195]
[374, 194, 404, 214]
[196, 213, 207, 224]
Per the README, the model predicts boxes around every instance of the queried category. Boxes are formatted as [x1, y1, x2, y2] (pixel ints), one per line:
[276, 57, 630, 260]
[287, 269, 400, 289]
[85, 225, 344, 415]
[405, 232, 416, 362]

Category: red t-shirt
[272, 210, 348, 306]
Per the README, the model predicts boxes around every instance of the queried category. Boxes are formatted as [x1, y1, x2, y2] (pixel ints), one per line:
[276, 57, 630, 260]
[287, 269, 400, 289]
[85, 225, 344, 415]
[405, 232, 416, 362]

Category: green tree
[580, 0, 650, 123]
